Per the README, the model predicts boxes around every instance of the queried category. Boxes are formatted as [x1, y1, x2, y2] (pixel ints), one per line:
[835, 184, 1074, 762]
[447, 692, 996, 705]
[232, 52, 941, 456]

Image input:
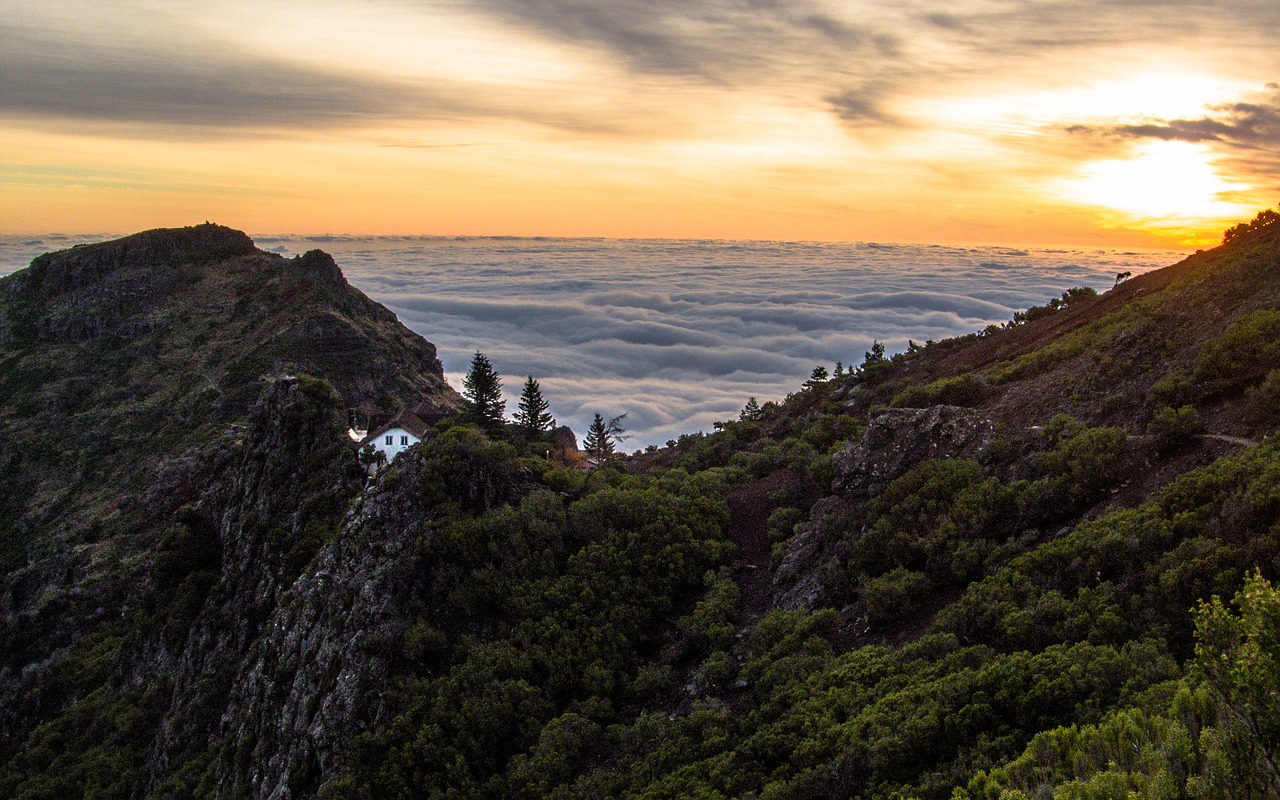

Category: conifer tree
[514, 376, 554, 436]
[583, 413, 611, 458]
[806, 365, 829, 387]
[462, 351, 505, 429]
[583, 412, 629, 459]
[741, 397, 762, 421]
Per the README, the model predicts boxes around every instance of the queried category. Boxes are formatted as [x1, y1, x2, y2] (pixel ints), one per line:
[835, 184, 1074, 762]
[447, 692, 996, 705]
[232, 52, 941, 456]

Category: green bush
[1151, 371, 1194, 407]
[1193, 309, 1280, 388]
[861, 567, 930, 626]
[1148, 404, 1201, 451]
[891, 374, 989, 408]
[1245, 369, 1280, 425]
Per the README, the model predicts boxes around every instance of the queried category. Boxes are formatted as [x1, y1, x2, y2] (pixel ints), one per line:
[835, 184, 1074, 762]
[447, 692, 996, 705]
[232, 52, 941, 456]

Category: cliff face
[0, 225, 459, 797]
[122, 375, 442, 799]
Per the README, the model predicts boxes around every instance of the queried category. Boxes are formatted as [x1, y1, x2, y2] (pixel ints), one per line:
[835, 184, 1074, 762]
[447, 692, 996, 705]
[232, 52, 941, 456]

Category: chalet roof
[362, 409, 431, 444]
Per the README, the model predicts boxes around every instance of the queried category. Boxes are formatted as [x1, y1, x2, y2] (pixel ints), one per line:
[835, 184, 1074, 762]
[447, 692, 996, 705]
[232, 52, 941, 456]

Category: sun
[1055, 140, 1255, 224]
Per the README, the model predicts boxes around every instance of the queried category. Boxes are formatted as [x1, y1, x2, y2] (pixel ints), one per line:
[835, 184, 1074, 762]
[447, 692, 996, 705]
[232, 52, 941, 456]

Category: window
[401, 435, 409, 446]
[385, 435, 393, 445]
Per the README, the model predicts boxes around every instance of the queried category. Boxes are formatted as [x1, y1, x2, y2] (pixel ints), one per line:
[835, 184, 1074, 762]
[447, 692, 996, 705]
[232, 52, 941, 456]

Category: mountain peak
[18, 223, 257, 295]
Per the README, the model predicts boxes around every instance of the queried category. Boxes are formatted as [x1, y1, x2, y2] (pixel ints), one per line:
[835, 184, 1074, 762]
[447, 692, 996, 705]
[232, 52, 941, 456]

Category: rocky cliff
[0, 225, 459, 798]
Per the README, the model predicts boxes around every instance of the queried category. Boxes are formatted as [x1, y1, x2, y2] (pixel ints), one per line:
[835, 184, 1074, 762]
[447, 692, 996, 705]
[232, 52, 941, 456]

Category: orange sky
[2, 0, 1278, 247]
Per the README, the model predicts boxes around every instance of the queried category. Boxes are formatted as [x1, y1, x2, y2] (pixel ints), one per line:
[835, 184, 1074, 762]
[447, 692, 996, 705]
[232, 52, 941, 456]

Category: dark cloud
[825, 89, 891, 124]
[0, 24, 423, 129]
[0, 20, 640, 135]
[1067, 89, 1280, 149]
[465, 0, 879, 83]
[8, 0, 1276, 140]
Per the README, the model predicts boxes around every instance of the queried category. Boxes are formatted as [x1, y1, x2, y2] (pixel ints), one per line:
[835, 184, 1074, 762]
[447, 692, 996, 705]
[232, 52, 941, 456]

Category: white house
[359, 409, 430, 462]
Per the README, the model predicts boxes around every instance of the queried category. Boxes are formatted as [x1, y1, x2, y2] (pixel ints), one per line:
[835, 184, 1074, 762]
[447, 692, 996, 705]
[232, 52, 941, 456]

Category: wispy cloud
[0, 23, 428, 131]
[463, 0, 881, 83]
[1066, 86, 1280, 145]
[2, 0, 1278, 239]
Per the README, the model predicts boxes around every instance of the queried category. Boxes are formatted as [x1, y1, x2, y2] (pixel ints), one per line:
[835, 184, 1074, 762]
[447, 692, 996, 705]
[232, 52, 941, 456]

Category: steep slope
[0, 223, 455, 572]
[0, 225, 460, 796]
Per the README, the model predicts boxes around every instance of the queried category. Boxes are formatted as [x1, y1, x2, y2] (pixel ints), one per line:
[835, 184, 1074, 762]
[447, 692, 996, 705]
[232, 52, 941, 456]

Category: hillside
[0, 225, 459, 796]
[1, 218, 1279, 799]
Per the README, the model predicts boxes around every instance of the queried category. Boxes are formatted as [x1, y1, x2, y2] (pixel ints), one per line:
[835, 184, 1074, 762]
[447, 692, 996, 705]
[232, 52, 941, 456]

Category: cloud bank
[239, 236, 1181, 448]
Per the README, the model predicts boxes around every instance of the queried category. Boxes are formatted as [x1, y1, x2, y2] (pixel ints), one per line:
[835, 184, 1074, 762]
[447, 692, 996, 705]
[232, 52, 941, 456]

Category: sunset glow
[1058, 142, 1255, 226]
[2, 1, 1278, 246]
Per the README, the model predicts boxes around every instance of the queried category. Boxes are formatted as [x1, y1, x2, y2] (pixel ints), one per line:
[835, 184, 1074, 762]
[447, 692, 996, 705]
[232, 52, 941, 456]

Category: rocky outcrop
[132, 376, 459, 798]
[209, 452, 433, 798]
[771, 496, 849, 612]
[832, 405, 997, 496]
[772, 405, 996, 611]
[7, 224, 256, 300]
[142, 377, 367, 794]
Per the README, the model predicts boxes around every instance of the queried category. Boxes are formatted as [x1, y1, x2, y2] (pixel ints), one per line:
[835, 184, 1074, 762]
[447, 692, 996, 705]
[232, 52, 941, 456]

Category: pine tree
[583, 413, 612, 458]
[514, 376, 554, 435]
[741, 397, 762, 421]
[605, 412, 629, 447]
[584, 412, 629, 459]
[806, 364, 829, 388]
[462, 351, 505, 429]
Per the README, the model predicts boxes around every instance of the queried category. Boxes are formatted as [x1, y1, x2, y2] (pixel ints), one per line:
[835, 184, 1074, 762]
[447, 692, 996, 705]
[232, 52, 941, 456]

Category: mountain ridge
[0, 224, 460, 795]
[1, 218, 1278, 798]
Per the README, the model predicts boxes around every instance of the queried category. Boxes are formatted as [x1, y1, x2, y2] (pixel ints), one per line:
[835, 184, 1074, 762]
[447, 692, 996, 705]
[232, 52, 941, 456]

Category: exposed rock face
[832, 405, 997, 496]
[771, 495, 849, 612]
[772, 405, 996, 611]
[207, 408, 440, 797]
[143, 377, 367, 794]
[129, 376, 460, 798]
[210, 481, 422, 799]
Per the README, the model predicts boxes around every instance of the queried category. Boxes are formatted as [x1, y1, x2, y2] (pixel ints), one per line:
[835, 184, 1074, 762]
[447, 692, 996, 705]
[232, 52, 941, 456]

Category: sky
[2, 1, 1279, 247]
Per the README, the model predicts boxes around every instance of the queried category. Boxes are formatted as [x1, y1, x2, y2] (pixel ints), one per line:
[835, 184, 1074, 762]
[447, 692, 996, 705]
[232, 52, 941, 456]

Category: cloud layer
[240, 236, 1181, 448]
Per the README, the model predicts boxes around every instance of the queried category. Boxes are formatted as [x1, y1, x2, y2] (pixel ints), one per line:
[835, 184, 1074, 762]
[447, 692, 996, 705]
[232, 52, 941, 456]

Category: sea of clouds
[1, 234, 1182, 448]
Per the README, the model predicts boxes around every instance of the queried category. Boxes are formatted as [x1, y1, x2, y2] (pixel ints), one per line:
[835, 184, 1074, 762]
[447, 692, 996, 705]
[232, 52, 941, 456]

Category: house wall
[371, 427, 421, 460]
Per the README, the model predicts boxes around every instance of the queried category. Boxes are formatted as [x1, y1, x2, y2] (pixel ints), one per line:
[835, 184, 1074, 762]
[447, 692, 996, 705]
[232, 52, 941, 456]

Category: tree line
[461, 351, 627, 459]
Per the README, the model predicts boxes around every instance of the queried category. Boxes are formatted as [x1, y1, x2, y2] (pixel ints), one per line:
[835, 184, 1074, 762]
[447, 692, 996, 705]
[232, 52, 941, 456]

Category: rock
[832, 405, 996, 497]
[772, 406, 995, 612]
[771, 497, 848, 611]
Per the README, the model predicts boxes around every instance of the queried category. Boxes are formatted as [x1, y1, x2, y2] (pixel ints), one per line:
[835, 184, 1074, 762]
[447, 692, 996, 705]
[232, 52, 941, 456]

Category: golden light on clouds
[1, 0, 1278, 245]
[1057, 141, 1255, 227]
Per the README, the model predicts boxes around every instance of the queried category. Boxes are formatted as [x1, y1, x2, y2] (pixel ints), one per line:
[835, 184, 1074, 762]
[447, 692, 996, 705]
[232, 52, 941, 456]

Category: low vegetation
[4, 212, 1280, 798]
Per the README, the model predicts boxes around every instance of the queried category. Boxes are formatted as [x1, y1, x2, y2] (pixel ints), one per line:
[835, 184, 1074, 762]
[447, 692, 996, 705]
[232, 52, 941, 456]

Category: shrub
[861, 567, 930, 626]
[891, 374, 988, 408]
[1148, 405, 1201, 451]
[1245, 369, 1280, 425]
[1193, 309, 1280, 388]
[1151, 371, 1194, 407]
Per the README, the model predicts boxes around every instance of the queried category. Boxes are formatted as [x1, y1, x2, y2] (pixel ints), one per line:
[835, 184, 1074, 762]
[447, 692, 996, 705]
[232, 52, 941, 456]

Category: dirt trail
[724, 475, 783, 622]
[1198, 433, 1260, 448]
